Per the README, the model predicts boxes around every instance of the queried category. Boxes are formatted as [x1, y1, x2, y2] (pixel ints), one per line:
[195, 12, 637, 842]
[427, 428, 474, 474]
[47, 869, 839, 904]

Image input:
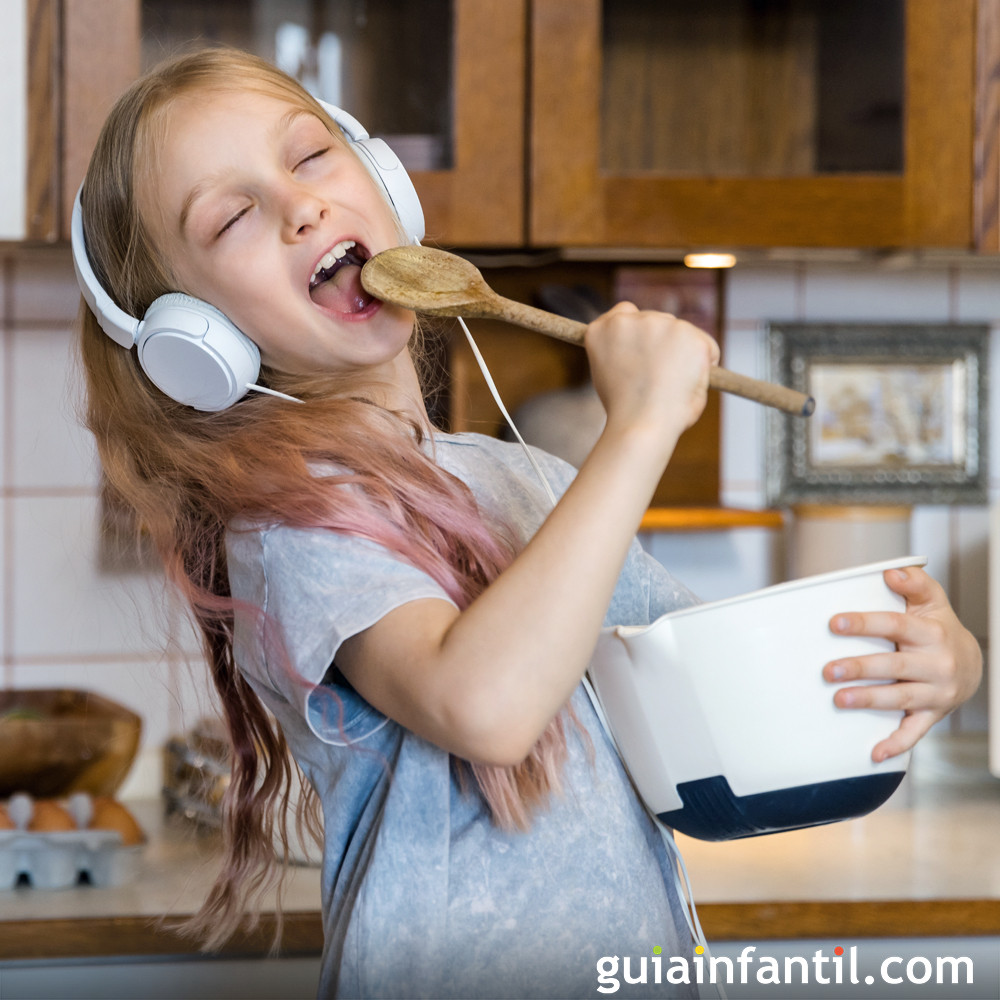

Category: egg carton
[0, 792, 143, 889]
[0, 827, 141, 889]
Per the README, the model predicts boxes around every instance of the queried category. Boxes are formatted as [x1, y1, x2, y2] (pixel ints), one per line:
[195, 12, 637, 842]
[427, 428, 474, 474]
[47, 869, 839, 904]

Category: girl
[74, 48, 980, 999]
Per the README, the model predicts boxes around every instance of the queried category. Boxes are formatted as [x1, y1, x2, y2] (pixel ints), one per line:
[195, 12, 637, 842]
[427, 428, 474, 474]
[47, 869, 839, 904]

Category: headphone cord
[458, 313, 724, 997]
[246, 382, 305, 404]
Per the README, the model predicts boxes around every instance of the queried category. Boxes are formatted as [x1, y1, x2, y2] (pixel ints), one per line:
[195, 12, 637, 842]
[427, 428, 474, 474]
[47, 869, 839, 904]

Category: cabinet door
[4, 0, 63, 242]
[421, 0, 526, 245]
[1, 0, 31, 241]
[61, 1, 142, 239]
[10, 0, 141, 242]
[139, 0, 526, 246]
[530, 0, 978, 249]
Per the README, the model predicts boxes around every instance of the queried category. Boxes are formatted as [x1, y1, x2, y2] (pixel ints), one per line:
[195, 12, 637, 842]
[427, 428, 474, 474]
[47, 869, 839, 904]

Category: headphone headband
[70, 189, 140, 349]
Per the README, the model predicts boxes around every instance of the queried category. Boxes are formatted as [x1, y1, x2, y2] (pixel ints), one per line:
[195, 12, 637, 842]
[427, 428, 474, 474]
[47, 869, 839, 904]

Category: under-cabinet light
[684, 253, 737, 269]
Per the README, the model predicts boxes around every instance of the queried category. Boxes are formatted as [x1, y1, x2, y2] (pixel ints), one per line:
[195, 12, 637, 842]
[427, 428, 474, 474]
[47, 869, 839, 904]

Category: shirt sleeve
[226, 522, 456, 745]
[605, 539, 702, 628]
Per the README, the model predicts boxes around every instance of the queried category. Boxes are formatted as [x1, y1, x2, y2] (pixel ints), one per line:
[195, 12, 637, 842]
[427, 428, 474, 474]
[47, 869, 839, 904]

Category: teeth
[312, 240, 356, 280]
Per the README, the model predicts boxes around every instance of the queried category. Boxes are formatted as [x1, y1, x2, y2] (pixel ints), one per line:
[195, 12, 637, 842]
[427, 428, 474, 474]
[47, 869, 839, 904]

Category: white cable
[246, 382, 305, 404]
[459, 311, 724, 996]
[581, 675, 727, 1000]
[456, 316, 558, 506]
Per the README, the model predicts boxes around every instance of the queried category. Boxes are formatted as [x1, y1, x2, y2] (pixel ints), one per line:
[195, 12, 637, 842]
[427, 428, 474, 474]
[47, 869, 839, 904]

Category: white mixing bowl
[589, 555, 925, 840]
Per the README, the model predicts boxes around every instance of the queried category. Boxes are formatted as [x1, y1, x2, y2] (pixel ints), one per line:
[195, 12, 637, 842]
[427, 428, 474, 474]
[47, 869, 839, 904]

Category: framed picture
[766, 323, 989, 505]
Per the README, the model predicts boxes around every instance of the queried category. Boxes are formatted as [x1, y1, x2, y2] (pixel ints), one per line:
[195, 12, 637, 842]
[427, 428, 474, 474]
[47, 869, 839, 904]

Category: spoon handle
[485, 296, 815, 417]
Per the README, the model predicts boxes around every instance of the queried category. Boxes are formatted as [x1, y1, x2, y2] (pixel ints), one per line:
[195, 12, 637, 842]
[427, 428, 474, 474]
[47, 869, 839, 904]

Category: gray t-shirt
[226, 432, 701, 998]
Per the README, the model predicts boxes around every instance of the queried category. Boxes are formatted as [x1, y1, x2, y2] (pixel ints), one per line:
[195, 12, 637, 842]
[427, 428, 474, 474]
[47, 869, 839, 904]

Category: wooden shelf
[640, 507, 785, 533]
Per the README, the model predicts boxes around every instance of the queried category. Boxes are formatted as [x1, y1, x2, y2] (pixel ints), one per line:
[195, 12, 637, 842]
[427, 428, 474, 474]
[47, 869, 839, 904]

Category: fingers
[882, 565, 944, 607]
[604, 300, 640, 317]
[824, 647, 939, 686]
[586, 306, 718, 439]
[830, 608, 945, 648]
[870, 711, 936, 763]
[831, 675, 954, 714]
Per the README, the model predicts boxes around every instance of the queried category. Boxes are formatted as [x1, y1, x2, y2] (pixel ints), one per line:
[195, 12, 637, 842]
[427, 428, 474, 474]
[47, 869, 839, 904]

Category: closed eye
[217, 206, 249, 238]
[296, 147, 331, 169]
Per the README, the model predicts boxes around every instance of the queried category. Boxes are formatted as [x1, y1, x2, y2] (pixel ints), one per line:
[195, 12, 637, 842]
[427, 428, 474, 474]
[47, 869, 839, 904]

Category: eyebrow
[176, 107, 318, 236]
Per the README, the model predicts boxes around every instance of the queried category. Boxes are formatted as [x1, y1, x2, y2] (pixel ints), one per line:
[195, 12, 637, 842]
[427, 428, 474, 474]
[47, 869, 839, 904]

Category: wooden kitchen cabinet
[22, 0, 1000, 251]
[16, 0, 524, 247]
[138, 0, 525, 247]
[530, 0, 995, 250]
[8, 0, 139, 242]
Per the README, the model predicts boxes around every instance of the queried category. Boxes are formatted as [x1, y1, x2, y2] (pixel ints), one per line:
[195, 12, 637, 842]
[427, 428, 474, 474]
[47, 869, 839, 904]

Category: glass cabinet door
[141, 0, 526, 245]
[600, 0, 904, 179]
[531, 0, 979, 249]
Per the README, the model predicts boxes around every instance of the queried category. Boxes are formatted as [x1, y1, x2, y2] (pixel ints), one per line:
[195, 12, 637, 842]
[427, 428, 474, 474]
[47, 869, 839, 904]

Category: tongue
[310, 264, 374, 313]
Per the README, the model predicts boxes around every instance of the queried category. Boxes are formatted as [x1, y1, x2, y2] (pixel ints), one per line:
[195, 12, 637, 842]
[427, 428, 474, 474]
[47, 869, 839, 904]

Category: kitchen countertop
[2, 763, 999, 961]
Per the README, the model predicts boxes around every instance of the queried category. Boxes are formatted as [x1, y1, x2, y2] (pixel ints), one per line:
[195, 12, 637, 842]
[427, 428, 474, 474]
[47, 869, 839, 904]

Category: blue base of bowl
[657, 771, 906, 841]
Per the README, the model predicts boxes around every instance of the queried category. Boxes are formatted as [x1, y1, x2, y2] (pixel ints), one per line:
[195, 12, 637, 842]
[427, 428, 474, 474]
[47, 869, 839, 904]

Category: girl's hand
[585, 302, 720, 459]
[822, 566, 983, 762]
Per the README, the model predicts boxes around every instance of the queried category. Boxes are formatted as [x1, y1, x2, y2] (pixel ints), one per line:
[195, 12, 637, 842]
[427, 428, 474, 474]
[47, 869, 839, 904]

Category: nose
[279, 182, 327, 241]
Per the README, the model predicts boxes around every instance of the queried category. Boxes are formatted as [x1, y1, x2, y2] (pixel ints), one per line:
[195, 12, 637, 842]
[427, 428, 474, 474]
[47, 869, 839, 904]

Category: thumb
[884, 565, 940, 609]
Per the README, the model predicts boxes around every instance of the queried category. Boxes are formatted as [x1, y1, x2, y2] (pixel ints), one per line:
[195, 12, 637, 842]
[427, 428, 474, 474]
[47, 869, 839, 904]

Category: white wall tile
[802, 263, 951, 322]
[10, 326, 98, 489]
[10, 494, 171, 659]
[0, 323, 7, 492]
[0, 497, 5, 660]
[950, 503, 990, 734]
[170, 653, 220, 735]
[720, 325, 766, 495]
[952, 506, 990, 640]
[0, 256, 9, 329]
[956, 264, 1000, 322]
[909, 506, 952, 591]
[641, 527, 782, 603]
[991, 326, 1000, 491]
[0, 2, 26, 240]
[12, 248, 81, 324]
[725, 263, 799, 323]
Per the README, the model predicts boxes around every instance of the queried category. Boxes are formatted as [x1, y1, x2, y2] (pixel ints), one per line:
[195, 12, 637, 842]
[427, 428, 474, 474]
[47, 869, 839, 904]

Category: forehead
[136, 88, 323, 234]
[150, 87, 314, 167]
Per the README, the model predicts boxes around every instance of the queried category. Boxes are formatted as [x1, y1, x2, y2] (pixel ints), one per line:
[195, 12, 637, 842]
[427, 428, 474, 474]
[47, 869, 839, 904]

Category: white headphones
[71, 101, 425, 412]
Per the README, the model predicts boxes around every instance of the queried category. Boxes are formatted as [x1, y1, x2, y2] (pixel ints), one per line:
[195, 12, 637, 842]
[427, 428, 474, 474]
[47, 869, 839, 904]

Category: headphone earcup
[351, 137, 425, 244]
[317, 102, 425, 244]
[136, 293, 261, 412]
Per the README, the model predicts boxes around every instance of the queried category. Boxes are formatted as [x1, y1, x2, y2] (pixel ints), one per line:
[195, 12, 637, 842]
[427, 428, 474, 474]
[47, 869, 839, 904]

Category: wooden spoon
[362, 245, 814, 417]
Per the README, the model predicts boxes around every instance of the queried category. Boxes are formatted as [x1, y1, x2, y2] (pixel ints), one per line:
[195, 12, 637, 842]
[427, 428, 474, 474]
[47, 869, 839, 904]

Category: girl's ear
[318, 101, 425, 244]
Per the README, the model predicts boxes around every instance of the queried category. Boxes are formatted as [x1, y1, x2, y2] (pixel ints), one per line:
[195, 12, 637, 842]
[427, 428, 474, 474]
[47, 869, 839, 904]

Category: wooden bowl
[0, 690, 142, 798]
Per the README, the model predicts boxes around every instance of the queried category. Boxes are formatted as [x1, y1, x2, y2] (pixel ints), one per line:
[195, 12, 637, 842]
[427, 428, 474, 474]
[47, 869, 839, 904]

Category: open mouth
[308, 240, 375, 314]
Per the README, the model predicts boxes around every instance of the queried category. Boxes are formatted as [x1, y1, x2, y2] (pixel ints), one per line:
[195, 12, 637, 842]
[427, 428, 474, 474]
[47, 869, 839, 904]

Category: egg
[28, 799, 77, 832]
[89, 796, 145, 846]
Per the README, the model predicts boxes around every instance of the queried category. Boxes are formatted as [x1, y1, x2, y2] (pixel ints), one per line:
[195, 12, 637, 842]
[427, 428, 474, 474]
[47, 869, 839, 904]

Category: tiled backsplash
[1, 247, 215, 799]
[2, 246, 996, 798]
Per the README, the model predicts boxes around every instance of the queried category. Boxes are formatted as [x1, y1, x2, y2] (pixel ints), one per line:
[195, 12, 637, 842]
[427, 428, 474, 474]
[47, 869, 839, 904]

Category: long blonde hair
[78, 48, 578, 949]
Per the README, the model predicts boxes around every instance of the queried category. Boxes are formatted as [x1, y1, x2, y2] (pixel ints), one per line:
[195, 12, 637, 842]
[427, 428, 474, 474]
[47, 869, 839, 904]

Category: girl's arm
[337, 303, 719, 766]
[823, 565, 983, 762]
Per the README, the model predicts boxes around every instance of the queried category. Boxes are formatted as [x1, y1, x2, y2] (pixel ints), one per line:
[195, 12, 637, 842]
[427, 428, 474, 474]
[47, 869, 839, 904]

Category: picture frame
[766, 323, 989, 505]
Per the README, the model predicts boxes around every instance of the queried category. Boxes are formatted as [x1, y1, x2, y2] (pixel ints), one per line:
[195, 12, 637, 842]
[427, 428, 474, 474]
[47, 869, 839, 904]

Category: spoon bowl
[361, 244, 493, 316]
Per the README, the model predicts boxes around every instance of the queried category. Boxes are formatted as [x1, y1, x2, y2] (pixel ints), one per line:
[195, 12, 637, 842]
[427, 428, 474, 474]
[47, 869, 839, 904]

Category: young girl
[74, 48, 981, 999]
